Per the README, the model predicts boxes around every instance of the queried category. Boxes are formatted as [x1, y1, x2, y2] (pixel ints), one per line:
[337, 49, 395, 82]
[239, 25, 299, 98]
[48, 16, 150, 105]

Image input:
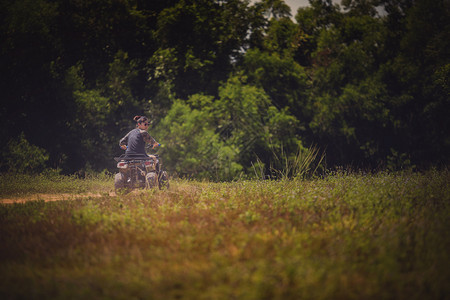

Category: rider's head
[134, 115, 150, 129]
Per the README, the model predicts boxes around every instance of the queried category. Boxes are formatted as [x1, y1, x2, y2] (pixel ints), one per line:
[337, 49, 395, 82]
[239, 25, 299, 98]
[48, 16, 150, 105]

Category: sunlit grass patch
[0, 171, 113, 198]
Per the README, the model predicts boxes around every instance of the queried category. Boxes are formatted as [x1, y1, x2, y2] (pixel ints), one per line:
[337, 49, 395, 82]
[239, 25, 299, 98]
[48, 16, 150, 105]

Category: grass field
[0, 170, 449, 299]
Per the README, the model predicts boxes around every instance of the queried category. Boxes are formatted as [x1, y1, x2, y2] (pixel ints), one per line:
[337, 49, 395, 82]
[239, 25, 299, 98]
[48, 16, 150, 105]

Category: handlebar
[121, 144, 162, 150]
[114, 153, 159, 162]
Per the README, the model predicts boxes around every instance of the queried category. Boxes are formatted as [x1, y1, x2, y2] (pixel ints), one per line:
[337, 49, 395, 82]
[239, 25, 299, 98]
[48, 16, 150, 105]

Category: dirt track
[0, 192, 116, 204]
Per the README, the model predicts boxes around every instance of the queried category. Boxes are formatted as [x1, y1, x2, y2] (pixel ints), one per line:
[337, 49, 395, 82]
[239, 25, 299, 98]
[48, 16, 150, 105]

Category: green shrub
[2, 133, 49, 173]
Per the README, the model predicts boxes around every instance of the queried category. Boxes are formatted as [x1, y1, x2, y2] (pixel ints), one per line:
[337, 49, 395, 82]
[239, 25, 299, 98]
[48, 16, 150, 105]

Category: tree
[302, 0, 392, 166]
[153, 0, 253, 98]
[153, 73, 303, 179]
[258, 0, 291, 19]
[378, 0, 450, 166]
[242, 49, 309, 125]
[153, 99, 243, 180]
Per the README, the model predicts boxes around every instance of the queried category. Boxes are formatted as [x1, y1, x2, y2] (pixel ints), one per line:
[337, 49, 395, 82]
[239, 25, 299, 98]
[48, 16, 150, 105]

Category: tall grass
[252, 145, 325, 180]
[0, 170, 449, 299]
[270, 144, 325, 180]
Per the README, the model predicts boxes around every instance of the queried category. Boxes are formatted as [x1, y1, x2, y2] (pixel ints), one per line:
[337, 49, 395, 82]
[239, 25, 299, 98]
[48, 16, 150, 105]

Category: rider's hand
[152, 143, 161, 149]
[120, 145, 127, 150]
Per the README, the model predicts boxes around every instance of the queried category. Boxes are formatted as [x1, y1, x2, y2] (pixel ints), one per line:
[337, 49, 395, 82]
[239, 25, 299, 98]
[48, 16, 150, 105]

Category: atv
[114, 153, 169, 192]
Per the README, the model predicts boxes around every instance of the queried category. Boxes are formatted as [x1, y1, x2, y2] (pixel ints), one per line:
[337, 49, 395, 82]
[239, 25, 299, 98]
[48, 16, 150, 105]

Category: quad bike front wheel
[159, 171, 169, 190]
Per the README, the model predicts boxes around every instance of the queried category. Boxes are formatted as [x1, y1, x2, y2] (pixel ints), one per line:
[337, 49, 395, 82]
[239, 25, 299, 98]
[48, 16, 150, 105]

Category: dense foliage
[1, 0, 448, 178]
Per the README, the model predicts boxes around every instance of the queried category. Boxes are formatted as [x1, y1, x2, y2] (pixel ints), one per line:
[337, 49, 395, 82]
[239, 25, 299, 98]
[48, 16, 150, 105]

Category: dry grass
[0, 170, 449, 299]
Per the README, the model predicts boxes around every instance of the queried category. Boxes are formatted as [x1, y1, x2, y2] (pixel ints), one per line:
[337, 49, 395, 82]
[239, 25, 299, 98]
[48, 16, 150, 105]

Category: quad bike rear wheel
[115, 173, 125, 190]
[146, 172, 157, 189]
[115, 172, 131, 194]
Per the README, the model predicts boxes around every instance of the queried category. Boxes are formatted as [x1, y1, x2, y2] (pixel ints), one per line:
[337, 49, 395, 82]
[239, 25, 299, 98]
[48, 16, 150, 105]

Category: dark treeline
[1, 0, 448, 179]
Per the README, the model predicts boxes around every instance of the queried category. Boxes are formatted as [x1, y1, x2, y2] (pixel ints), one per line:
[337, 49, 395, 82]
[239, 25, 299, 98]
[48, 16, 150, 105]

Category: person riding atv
[119, 115, 160, 156]
[114, 115, 168, 191]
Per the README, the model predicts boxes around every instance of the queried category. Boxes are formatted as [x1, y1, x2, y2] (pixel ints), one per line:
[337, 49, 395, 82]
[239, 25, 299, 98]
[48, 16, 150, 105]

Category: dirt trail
[0, 192, 116, 204]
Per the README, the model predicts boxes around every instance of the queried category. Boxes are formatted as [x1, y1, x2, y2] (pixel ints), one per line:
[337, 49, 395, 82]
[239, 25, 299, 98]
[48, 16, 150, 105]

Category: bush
[2, 133, 49, 173]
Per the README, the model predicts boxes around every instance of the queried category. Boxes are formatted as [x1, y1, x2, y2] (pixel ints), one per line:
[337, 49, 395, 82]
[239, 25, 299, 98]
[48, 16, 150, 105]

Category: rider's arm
[141, 131, 160, 149]
[119, 132, 131, 149]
